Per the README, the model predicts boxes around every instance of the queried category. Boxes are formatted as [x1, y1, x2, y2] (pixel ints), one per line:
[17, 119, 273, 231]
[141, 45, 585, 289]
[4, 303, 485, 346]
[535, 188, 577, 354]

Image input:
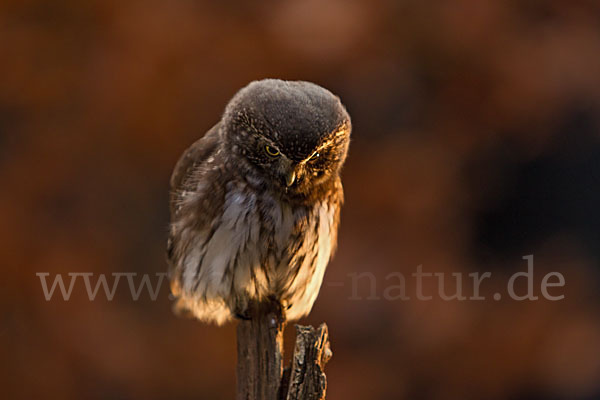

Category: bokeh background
[3, 0, 600, 399]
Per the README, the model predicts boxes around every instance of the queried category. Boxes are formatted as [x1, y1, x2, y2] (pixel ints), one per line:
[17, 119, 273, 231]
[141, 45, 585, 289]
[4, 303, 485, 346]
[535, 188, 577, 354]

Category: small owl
[167, 79, 351, 324]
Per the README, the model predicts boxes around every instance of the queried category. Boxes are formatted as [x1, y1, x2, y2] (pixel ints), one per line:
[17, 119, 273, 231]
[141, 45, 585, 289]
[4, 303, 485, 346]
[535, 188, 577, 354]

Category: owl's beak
[285, 170, 296, 187]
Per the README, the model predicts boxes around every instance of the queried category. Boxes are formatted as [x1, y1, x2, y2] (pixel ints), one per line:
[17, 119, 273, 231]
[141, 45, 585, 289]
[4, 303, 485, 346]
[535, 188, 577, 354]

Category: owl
[167, 79, 351, 324]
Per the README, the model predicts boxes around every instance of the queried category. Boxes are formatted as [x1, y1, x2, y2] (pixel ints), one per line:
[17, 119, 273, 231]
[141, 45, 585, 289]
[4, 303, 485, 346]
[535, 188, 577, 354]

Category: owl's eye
[309, 152, 320, 161]
[264, 145, 280, 157]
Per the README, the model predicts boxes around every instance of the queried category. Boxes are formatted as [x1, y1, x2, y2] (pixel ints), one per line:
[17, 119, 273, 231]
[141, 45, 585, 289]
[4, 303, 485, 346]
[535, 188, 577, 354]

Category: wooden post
[236, 300, 332, 400]
[236, 300, 286, 400]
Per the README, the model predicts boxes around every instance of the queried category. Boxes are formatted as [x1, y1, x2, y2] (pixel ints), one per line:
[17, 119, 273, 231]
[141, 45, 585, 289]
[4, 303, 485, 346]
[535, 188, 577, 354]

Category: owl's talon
[234, 312, 252, 321]
[280, 299, 292, 310]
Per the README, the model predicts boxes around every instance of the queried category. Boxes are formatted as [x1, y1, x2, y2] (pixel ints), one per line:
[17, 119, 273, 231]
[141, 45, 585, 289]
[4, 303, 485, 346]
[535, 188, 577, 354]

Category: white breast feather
[179, 187, 335, 323]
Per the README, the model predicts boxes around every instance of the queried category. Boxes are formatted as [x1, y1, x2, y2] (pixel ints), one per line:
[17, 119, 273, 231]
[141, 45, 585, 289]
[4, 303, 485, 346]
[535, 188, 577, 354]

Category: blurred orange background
[2, 1, 600, 399]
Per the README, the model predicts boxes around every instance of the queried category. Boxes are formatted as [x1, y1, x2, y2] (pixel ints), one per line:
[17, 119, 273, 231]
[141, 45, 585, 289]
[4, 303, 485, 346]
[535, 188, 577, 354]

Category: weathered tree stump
[236, 300, 332, 400]
[284, 324, 331, 400]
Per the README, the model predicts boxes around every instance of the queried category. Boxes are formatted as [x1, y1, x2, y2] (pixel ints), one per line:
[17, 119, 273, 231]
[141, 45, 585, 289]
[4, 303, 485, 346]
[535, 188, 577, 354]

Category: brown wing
[169, 123, 221, 216]
[167, 123, 221, 299]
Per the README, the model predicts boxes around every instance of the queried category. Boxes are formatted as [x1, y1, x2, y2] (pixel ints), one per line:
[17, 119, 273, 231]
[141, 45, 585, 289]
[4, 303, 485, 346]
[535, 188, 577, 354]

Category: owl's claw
[280, 299, 292, 310]
[234, 311, 252, 321]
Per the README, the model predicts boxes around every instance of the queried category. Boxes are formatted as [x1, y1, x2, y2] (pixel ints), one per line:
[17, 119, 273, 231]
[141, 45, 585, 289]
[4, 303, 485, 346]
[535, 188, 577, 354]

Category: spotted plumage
[167, 79, 351, 324]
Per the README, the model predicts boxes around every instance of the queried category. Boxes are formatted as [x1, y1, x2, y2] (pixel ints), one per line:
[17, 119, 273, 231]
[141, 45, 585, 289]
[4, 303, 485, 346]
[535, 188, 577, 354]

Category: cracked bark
[236, 300, 332, 400]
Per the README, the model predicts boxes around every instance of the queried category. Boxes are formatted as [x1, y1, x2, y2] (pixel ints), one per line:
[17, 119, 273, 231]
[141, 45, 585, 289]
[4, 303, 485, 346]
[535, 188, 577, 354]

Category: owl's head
[222, 79, 351, 197]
